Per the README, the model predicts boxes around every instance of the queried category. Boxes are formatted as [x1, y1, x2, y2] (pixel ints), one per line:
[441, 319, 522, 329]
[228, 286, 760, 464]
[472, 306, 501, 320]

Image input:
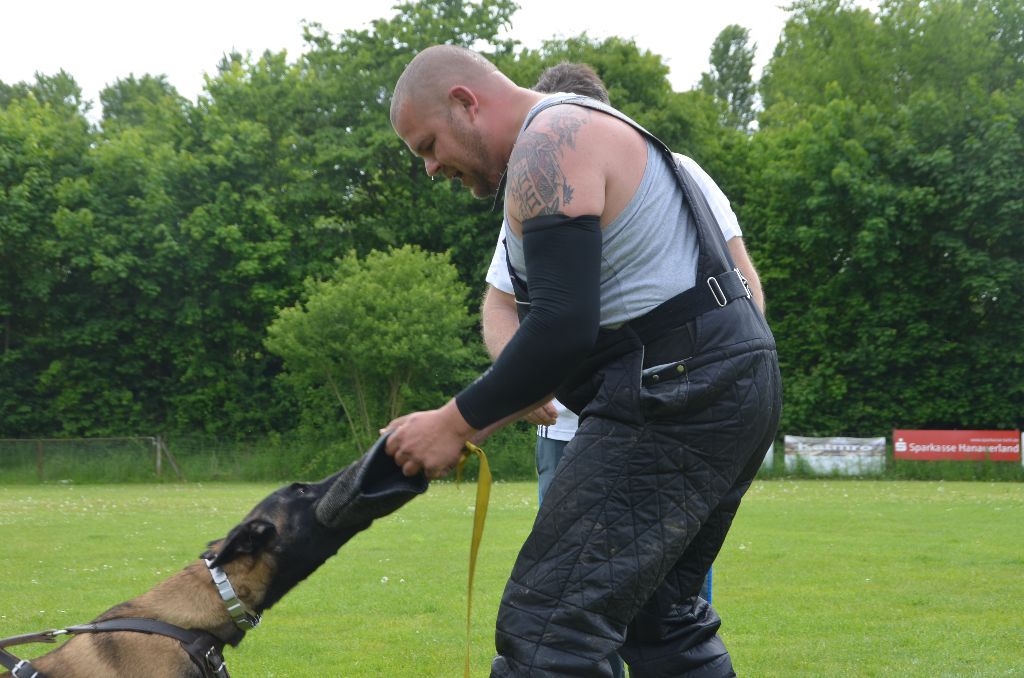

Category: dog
[1, 436, 426, 678]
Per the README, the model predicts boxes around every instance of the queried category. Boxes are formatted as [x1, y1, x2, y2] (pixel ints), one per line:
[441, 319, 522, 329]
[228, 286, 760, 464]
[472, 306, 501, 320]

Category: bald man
[387, 45, 781, 677]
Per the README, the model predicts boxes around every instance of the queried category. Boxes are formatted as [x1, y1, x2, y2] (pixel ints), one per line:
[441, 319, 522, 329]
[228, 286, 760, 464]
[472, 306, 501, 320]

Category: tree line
[1, 0, 1021, 446]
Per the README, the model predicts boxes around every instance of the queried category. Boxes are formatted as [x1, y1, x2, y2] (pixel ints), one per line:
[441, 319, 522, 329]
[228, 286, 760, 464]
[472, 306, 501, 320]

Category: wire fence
[0, 436, 182, 484]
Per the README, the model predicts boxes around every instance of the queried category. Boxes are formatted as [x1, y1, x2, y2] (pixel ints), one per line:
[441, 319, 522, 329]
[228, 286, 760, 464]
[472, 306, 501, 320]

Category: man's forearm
[481, 285, 520, 359]
[481, 284, 558, 426]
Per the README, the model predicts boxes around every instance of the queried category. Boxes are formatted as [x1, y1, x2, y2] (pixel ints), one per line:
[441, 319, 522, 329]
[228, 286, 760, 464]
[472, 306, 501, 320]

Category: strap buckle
[12, 660, 40, 678]
[707, 269, 751, 308]
[706, 275, 728, 307]
[734, 267, 752, 299]
[206, 647, 229, 677]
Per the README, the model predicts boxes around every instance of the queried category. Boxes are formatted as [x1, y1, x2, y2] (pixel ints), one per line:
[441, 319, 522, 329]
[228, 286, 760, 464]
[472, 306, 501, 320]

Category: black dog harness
[0, 619, 231, 678]
[0, 560, 258, 678]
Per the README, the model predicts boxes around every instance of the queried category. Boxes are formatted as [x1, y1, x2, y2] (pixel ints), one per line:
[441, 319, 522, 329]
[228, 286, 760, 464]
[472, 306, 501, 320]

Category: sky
[0, 1, 873, 117]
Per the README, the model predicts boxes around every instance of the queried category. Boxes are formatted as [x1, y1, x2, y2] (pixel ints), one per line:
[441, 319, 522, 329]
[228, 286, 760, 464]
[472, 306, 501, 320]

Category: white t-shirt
[485, 153, 742, 440]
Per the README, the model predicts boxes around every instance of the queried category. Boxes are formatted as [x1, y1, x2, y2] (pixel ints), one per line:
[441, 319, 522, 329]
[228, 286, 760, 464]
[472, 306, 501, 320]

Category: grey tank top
[505, 95, 699, 326]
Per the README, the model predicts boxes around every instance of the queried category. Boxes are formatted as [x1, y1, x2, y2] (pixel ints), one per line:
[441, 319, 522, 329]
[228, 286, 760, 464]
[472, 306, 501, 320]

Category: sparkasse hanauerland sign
[893, 429, 1021, 462]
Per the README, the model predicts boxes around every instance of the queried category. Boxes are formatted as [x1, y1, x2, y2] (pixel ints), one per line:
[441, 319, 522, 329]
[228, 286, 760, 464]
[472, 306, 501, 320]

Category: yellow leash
[456, 441, 492, 678]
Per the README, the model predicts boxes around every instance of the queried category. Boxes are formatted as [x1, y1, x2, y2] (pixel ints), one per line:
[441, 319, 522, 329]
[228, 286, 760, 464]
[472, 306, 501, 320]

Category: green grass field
[1, 480, 1022, 676]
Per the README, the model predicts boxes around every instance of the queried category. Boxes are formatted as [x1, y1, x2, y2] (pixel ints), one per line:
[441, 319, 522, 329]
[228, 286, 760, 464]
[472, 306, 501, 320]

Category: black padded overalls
[491, 96, 782, 678]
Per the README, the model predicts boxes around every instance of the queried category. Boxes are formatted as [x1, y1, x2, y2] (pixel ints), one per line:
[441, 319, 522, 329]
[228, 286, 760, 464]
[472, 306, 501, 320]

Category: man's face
[395, 101, 500, 199]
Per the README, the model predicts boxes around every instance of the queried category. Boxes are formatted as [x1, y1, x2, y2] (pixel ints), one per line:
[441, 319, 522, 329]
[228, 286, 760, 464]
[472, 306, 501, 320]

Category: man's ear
[209, 519, 277, 567]
[448, 85, 479, 119]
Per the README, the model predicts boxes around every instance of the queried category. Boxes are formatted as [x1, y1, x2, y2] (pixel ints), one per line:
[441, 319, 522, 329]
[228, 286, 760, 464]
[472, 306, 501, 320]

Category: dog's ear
[209, 519, 277, 567]
[200, 538, 221, 561]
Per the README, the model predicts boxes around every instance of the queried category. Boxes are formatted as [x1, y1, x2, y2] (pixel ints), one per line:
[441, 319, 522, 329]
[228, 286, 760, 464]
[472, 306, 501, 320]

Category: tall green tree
[700, 24, 757, 130]
[760, 0, 886, 112]
[99, 74, 191, 145]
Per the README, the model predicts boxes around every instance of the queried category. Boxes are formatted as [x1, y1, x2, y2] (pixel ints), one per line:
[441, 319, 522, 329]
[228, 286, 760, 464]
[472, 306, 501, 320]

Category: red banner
[893, 429, 1021, 462]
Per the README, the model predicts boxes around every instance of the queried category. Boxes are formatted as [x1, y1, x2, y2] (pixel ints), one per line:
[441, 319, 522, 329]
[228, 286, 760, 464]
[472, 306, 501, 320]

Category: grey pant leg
[700, 569, 712, 604]
[536, 436, 567, 505]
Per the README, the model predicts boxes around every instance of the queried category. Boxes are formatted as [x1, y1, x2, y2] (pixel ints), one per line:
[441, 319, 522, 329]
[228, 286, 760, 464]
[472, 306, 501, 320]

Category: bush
[265, 245, 484, 449]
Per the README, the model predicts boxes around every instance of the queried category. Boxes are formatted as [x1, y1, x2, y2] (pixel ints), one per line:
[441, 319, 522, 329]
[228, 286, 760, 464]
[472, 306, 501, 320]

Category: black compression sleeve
[455, 213, 602, 430]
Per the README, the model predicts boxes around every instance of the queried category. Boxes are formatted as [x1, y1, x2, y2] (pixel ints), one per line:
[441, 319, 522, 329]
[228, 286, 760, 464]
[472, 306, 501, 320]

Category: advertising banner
[784, 435, 886, 475]
[892, 429, 1021, 462]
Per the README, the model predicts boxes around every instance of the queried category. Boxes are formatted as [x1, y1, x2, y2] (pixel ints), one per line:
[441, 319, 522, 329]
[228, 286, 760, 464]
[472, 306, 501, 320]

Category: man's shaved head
[390, 45, 499, 128]
[389, 44, 540, 200]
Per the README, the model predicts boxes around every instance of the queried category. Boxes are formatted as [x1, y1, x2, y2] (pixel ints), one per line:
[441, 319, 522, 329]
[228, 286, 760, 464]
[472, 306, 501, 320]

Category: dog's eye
[287, 482, 309, 495]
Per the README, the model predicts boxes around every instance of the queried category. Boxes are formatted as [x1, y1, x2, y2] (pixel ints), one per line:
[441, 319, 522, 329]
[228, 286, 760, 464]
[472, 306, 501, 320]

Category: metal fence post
[35, 439, 44, 481]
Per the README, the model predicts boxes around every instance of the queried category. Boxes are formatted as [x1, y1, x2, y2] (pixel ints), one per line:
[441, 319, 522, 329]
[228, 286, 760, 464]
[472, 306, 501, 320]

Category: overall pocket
[639, 358, 691, 420]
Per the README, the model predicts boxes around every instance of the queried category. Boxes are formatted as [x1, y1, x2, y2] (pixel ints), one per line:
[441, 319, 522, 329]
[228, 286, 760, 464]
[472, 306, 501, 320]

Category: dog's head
[201, 470, 364, 613]
[201, 437, 427, 614]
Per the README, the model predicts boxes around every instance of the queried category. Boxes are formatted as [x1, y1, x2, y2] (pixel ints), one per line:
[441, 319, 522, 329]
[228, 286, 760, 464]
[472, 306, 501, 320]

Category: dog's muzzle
[315, 434, 428, 530]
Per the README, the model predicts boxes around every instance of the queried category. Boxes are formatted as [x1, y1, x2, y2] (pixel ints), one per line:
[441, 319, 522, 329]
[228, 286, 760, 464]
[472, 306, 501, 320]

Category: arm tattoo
[507, 107, 589, 221]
